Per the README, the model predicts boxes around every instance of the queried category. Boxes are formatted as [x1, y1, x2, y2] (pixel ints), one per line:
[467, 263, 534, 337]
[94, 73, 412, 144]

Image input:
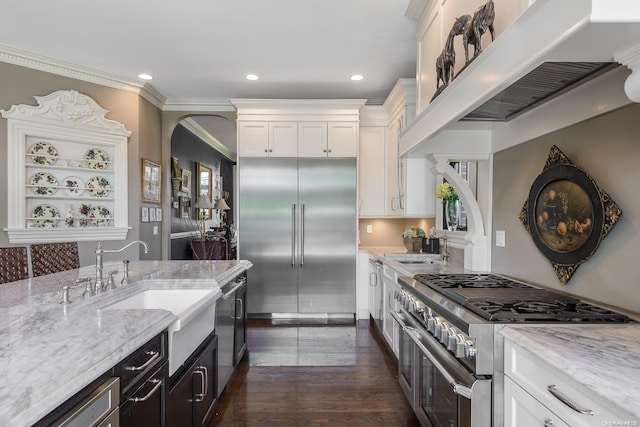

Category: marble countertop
[500, 325, 640, 420]
[360, 245, 468, 276]
[0, 259, 252, 427]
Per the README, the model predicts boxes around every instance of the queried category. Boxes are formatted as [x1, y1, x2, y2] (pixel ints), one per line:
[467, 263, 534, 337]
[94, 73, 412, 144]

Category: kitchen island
[0, 259, 252, 427]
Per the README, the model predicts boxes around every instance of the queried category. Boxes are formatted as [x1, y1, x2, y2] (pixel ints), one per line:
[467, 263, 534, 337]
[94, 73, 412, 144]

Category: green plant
[402, 226, 425, 238]
[435, 182, 459, 203]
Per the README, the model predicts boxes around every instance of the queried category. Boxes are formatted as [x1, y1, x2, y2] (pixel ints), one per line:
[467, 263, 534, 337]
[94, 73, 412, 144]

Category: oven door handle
[393, 311, 476, 397]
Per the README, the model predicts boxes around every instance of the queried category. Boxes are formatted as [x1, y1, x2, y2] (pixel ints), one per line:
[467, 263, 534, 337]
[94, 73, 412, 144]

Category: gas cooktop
[413, 273, 629, 323]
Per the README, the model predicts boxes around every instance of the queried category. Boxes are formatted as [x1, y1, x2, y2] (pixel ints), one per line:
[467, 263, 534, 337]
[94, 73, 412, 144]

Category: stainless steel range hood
[400, 0, 640, 157]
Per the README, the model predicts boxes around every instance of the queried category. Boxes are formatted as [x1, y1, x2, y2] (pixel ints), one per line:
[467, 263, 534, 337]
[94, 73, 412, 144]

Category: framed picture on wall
[155, 207, 162, 222]
[149, 207, 157, 222]
[142, 158, 161, 204]
[181, 169, 192, 194]
[141, 207, 149, 222]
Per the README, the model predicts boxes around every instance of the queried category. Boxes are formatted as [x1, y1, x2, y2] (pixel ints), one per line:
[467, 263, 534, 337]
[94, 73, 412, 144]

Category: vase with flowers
[436, 182, 460, 231]
[402, 226, 425, 253]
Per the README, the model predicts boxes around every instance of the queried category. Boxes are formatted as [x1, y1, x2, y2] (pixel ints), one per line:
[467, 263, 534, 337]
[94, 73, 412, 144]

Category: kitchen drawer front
[382, 263, 399, 282]
[116, 332, 167, 397]
[505, 339, 633, 425]
[504, 376, 569, 427]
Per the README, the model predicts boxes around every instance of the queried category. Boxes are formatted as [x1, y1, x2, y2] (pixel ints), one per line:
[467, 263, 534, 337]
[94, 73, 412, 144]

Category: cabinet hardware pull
[544, 420, 554, 427]
[129, 379, 162, 402]
[194, 369, 206, 402]
[235, 298, 244, 320]
[222, 277, 247, 300]
[124, 351, 159, 371]
[547, 385, 594, 415]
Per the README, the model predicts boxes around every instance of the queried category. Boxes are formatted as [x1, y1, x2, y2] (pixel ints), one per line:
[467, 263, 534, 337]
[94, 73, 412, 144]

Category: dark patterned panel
[0, 247, 29, 284]
[31, 242, 80, 277]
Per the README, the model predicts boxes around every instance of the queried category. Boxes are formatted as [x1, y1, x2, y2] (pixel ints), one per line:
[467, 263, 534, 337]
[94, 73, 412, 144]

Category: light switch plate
[153, 226, 158, 235]
[496, 230, 505, 247]
[366, 224, 373, 234]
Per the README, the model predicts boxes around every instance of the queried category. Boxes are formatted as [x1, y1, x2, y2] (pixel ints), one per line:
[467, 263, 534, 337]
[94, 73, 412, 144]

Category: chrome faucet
[95, 241, 149, 291]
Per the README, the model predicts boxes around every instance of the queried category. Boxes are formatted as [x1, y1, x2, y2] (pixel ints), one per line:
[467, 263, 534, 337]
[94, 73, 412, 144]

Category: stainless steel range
[392, 273, 629, 427]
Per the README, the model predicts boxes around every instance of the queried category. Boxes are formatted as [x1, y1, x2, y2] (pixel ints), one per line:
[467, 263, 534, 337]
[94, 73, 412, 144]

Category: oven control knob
[456, 340, 477, 358]
[427, 317, 437, 334]
[436, 322, 449, 342]
[447, 331, 461, 351]
[407, 301, 416, 312]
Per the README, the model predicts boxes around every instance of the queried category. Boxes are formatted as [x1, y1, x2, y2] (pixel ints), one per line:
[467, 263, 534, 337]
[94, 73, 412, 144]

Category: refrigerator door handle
[291, 204, 296, 267]
[300, 203, 305, 268]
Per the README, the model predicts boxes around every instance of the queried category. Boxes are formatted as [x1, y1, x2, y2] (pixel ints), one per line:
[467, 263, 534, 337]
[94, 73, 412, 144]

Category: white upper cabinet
[327, 122, 358, 157]
[269, 122, 298, 157]
[237, 121, 298, 157]
[298, 122, 328, 157]
[1, 90, 131, 243]
[358, 124, 386, 217]
[232, 99, 365, 159]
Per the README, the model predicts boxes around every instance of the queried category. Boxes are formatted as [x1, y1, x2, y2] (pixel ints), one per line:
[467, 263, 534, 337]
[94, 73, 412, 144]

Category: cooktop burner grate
[465, 298, 630, 322]
[412, 273, 629, 323]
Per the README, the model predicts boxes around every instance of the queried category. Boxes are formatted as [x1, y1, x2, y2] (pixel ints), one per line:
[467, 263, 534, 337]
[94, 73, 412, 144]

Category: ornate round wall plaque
[519, 145, 622, 284]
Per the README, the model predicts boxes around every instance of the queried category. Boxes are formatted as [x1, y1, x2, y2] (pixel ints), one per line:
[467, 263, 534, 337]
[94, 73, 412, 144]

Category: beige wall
[358, 217, 435, 247]
[492, 103, 640, 314]
[0, 62, 162, 264]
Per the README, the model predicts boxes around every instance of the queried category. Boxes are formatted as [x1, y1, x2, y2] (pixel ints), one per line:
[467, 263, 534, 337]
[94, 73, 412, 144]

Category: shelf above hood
[400, 0, 640, 157]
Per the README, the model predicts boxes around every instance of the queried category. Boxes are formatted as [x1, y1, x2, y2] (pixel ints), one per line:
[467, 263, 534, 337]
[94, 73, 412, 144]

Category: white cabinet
[239, 120, 357, 158]
[2, 90, 131, 244]
[356, 251, 371, 320]
[358, 126, 386, 217]
[382, 262, 401, 358]
[327, 122, 358, 157]
[383, 79, 436, 218]
[237, 122, 298, 157]
[504, 376, 570, 427]
[504, 337, 634, 426]
[298, 122, 327, 157]
[298, 122, 357, 157]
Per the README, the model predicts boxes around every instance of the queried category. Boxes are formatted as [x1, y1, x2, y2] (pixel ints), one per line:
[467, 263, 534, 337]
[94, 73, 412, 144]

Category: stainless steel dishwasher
[216, 274, 247, 397]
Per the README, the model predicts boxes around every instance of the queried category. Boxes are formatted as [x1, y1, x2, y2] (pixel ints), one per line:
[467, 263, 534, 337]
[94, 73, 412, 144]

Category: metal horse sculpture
[462, 0, 496, 63]
[435, 17, 467, 90]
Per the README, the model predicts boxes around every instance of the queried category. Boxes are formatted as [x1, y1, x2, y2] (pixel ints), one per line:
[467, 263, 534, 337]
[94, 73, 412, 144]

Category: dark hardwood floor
[209, 319, 420, 426]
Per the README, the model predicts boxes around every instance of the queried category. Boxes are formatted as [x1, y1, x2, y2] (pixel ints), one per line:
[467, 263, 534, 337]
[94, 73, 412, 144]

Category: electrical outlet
[153, 225, 158, 235]
[366, 224, 373, 234]
[496, 230, 505, 247]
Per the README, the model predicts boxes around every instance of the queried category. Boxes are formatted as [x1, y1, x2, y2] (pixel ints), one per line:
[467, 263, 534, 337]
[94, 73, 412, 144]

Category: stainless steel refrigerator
[238, 157, 357, 316]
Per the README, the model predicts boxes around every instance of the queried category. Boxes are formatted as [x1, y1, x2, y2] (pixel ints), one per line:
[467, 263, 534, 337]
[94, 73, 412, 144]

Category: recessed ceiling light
[245, 74, 259, 81]
[350, 74, 364, 81]
[138, 73, 153, 81]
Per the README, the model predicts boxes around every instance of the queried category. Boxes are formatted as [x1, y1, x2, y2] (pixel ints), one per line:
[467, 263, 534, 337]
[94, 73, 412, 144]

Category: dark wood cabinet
[117, 332, 168, 427]
[234, 282, 248, 365]
[167, 333, 218, 427]
[120, 361, 168, 427]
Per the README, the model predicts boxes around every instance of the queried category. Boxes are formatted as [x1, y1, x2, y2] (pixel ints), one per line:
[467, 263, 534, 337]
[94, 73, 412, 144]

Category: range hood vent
[461, 62, 618, 122]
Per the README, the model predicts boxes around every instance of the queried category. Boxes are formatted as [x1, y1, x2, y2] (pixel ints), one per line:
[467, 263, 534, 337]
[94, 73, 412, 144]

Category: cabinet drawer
[504, 376, 569, 427]
[505, 339, 634, 425]
[116, 332, 167, 397]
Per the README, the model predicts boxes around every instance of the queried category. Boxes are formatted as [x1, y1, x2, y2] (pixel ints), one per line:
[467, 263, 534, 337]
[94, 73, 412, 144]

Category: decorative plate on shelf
[62, 176, 85, 196]
[29, 172, 59, 195]
[29, 141, 58, 165]
[84, 148, 110, 169]
[86, 176, 111, 197]
[88, 205, 111, 227]
[31, 204, 60, 227]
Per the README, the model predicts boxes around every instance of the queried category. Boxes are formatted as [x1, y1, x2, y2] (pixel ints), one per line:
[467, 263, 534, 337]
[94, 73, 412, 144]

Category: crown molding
[181, 117, 235, 161]
[163, 99, 236, 112]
